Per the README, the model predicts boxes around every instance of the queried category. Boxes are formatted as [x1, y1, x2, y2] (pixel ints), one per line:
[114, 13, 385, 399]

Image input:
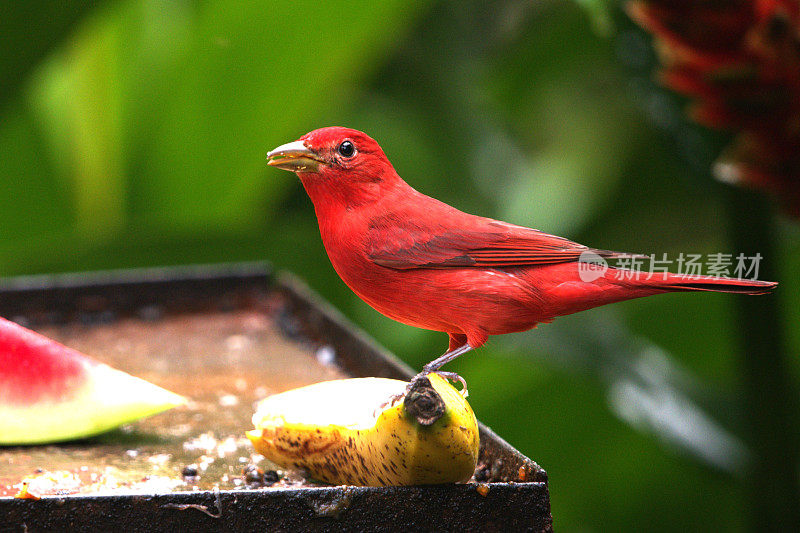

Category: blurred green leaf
[573, 0, 615, 36]
[0, 1, 99, 108]
[129, 0, 427, 230]
[0, 0, 430, 272]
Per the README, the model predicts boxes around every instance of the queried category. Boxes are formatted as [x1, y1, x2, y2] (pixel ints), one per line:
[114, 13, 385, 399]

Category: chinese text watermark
[577, 251, 762, 283]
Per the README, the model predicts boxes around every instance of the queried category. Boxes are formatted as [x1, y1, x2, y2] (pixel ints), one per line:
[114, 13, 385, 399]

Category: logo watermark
[578, 251, 609, 282]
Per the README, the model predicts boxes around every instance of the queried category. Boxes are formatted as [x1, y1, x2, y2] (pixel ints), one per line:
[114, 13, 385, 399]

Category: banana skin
[247, 373, 479, 486]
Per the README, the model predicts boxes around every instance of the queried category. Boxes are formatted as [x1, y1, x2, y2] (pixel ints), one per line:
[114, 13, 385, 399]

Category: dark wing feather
[367, 216, 627, 270]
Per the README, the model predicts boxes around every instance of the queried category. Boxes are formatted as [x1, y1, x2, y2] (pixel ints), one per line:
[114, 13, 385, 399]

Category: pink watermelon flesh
[0, 318, 88, 404]
[0, 316, 185, 444]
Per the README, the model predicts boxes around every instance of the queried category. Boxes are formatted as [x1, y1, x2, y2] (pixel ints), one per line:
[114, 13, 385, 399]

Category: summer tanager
[268, 127, 777, 376]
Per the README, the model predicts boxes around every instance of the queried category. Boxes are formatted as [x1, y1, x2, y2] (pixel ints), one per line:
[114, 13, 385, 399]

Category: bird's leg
[407, 343, 474, 398]
[421, 343, 474, 373]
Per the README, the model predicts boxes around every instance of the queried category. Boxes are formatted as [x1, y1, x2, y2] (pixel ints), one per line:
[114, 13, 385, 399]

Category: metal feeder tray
[0, 263, 552, 532]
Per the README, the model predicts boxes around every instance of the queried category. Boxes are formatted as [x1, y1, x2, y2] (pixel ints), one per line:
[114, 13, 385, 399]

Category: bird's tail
[531, 263, 776, 320]
[648, 272, 777, 295]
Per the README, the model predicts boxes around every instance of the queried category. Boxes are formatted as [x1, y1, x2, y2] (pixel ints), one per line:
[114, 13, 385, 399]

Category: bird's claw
[436, 371, 468, 397]
[406, 370, 468, 398]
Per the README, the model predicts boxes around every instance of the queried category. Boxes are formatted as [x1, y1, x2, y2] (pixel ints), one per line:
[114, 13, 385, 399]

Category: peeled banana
[246, 373, 479, 486]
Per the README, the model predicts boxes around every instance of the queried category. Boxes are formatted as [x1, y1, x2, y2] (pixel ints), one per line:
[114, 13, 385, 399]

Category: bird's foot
[406, 369, 468, 398]
[436, 371, 469, 397]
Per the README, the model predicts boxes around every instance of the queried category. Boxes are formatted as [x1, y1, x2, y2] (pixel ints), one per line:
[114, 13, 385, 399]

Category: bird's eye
[338, 140, 355, 158]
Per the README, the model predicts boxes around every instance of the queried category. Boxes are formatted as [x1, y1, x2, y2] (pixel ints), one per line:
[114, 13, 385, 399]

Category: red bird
[268, 127, 777, 379]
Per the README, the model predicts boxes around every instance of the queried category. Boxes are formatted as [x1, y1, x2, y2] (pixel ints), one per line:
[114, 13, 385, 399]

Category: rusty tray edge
[0, 484, 552, 532]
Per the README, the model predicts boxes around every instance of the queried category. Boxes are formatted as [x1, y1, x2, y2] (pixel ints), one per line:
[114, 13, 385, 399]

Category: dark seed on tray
[263, 470, 280, 484]
[182, 464, 199, 478]
[243, 464, 263, 485]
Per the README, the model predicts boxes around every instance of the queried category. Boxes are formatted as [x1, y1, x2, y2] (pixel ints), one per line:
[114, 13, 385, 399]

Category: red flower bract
[628, 0, 800, 216]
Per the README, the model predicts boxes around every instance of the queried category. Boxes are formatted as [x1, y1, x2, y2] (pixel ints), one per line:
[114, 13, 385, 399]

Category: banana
[246, 373, 479, 486]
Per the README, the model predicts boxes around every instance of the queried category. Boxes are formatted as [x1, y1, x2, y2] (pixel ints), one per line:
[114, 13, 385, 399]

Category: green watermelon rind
[0, 362, 186, 445]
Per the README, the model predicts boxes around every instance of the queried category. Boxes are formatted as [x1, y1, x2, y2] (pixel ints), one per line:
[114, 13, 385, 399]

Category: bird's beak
[267, 140, 321, 173]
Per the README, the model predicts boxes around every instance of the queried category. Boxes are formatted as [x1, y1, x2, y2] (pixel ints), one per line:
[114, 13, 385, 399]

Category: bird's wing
[366, 215, 623, 270]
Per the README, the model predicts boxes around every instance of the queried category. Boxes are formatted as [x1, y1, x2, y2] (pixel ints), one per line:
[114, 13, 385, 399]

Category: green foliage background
[2, 1, 798, 530]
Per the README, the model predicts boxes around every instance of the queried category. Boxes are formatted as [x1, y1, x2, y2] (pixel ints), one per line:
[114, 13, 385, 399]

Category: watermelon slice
[0, 316, 185, 444]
